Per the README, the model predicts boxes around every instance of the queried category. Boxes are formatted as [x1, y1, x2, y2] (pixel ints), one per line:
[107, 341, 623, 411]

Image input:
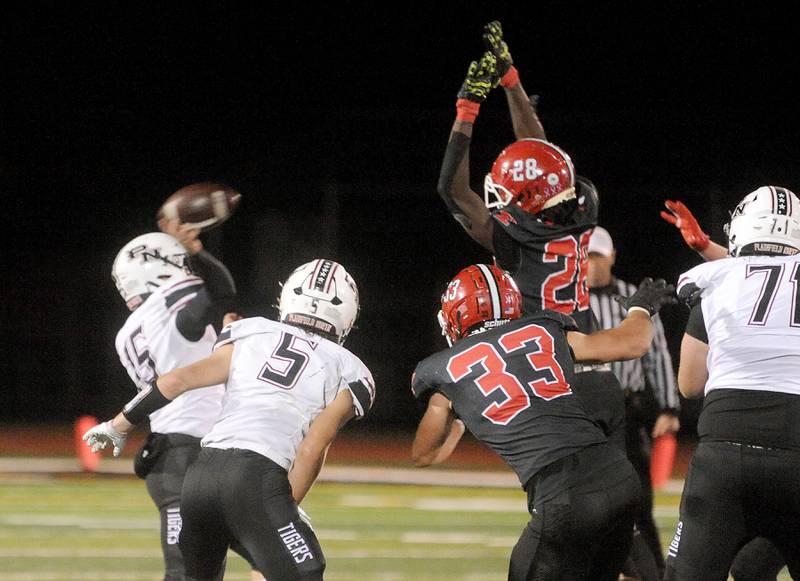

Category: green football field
[0, 474, 790, 581]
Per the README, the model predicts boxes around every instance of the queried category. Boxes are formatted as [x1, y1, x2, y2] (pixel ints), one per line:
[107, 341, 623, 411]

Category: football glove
[482, 21, 513, 75]
[457, 52, 500, 103]
[660, 200, 710, 252]
[615, 277, 678, 316]
[82, 421, 128, 457]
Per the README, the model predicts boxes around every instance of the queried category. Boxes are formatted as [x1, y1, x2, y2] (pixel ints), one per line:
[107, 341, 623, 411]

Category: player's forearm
[606, 311, 654, 359]
[699, 241, 728, 262]
[288, 444, 328, 503]
[571, 311, 653, 362]
[437, 123, 494, 251]
[504, 83, 545, 140]
[428, 419, 465, 466]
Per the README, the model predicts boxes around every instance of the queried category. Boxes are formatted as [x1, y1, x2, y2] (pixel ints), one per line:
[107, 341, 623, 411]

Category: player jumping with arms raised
[436, 22, 627, 449]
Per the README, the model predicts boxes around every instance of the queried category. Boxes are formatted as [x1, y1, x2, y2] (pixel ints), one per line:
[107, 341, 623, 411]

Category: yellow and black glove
[457, 51, 500, 103]
[455, 52, 499, 123]
[483, 20, 519, 88]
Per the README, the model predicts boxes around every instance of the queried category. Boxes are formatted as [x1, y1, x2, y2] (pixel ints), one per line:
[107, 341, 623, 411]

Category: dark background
[2, 3, 798, 433]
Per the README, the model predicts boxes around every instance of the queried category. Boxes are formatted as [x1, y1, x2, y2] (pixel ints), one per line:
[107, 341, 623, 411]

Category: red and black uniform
[412, 312, 640, 581]
[491, 191, 627, 450]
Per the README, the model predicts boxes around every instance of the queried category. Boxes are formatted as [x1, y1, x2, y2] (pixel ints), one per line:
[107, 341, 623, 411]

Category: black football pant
[142, 435, 256, 581]
[730, 536, 786, 581]
[144, 434, 225, 581]
[571, 370, 626, 452]
[623, 391, 666, 579]
[180, 447, 325, 581]
[509, 442, 641, 581]
[664, 441, 800, 581]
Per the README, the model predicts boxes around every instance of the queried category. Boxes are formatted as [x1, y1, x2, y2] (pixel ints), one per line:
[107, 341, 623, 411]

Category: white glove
[82, 421, 128, 457]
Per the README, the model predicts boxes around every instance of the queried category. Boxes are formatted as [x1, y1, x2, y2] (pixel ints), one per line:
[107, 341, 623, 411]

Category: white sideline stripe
[0, 573, 481, 581]
[340, 495, 524, 513]
[0, 547, 499, 560]
[0, 514, 158, 529]
[0, 456, 688, 492]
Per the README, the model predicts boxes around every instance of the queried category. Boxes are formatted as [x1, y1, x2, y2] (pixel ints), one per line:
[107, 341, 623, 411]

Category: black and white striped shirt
[590, 278, 680, 411]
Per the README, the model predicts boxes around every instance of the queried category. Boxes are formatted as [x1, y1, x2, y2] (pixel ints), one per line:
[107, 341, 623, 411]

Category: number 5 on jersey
[258, 332, 317, 389]
[446, 323, 571, 426]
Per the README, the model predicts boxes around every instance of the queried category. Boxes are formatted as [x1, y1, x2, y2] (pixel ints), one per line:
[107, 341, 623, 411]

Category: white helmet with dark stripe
[725, 186, 800, 257]
[112, 233, 190, 311]
[278, 259, 360, 344]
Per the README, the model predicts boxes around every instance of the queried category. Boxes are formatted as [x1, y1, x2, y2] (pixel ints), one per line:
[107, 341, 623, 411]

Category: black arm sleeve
[187, 250, 236, 301]
[492, 226, 521, 272]
[437, 132, 473, 229]
[685, 302, 708, 344]
[176, 251, 237, 341]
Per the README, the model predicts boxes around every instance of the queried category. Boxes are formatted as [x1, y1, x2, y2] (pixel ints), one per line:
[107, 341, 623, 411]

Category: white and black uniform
[665, 255, 800, 580]
[115, 250, 238, 581]
[179, 317, 374, 581]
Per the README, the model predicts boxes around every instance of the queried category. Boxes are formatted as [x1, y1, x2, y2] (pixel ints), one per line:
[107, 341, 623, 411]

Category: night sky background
[3, 3, 799, 434]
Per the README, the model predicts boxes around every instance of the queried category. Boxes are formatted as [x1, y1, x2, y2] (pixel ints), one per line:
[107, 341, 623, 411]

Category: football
[157, 182, 242, 232]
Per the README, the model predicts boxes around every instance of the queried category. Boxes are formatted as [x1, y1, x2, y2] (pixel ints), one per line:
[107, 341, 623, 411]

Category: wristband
[455, 99, 480, 123]
[500, 66, 520, 89]
[122, 381, 172, 425]
[627, 306, 652, 318]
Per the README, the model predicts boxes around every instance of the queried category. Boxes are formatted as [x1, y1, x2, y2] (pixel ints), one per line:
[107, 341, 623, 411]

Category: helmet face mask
[112, 233, 190, 310]
[439, 264, 522, 346]
[278, 259, 359, 344]
[484, 138, 576, 215]
[725, 186, 800, 257]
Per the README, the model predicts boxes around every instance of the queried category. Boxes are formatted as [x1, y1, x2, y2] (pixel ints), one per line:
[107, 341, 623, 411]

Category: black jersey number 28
[446, 323, 572, 426]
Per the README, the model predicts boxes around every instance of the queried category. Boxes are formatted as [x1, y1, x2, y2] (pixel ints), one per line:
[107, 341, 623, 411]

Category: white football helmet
[112, 233, 190, 310]
[725, 186, 800, 257]
[278, 259, 359, 344]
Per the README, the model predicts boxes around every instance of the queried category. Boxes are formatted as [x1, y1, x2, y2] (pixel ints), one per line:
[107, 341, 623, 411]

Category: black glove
[482, 21, 513, 76]
[677, 282, 703, 308]
[457, 51, 500, 103]
[614, 277, 678, 316]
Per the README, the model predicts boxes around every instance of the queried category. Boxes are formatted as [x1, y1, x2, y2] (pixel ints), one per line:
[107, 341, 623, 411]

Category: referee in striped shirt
[588, 226, 680, 579]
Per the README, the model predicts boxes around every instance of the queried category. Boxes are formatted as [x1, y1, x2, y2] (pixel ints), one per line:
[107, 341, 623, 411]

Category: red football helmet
[484, 138, 576, 214]
[438, 264, 522, 346]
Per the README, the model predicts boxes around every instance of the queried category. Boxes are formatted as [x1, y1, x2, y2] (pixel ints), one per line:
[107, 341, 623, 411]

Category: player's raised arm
[660, 199, 728, 261]
[437, 53, 500, 251]
[82, 345, 234, 456]
[483, 21, 546, 140]
[159, 217, 238, 338]
[568, 278, 677, 362]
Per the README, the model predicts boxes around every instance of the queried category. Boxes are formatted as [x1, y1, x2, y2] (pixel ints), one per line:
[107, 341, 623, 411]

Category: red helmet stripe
[307, 259, 322, 289]
[476, 264, 502, 319]
[325, 263, 339, 293]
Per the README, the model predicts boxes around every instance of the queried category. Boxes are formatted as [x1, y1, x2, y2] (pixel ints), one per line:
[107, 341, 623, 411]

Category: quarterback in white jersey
[664, 186, 800, 581]
[85, 258, 374, 581]
[94, 220, 262, 581]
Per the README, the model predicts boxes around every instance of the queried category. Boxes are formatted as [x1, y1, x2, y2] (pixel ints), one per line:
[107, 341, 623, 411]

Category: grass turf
[0, 474, 789, 580]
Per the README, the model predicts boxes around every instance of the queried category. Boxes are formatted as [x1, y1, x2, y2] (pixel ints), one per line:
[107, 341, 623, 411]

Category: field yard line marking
[401, 532, 519, 547]
[412, 498, 523, 512]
